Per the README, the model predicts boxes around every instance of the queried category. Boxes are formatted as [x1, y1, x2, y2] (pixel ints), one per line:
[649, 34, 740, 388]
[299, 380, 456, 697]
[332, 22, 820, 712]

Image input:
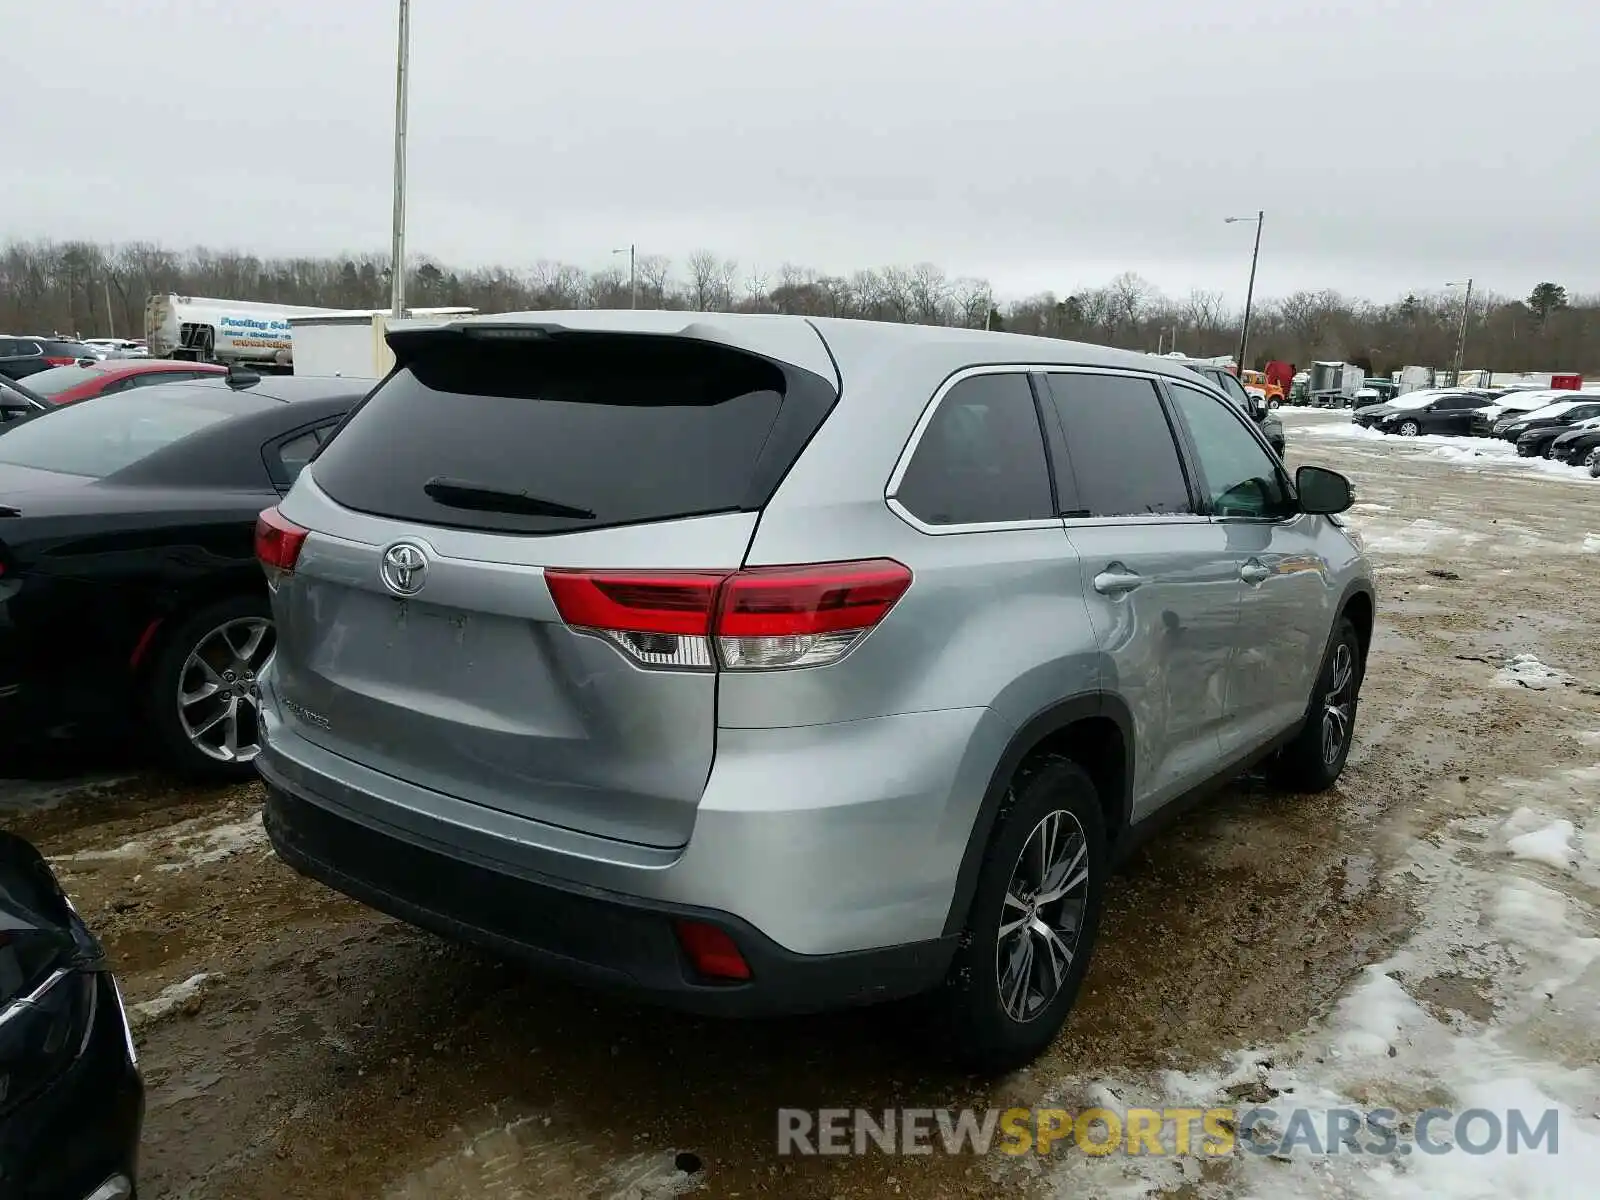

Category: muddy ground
[6, 409, 1599, 1199]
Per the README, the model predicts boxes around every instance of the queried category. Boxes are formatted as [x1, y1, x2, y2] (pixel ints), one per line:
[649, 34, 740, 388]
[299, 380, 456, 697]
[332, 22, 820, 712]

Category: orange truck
[1240, 369, 1284, 408]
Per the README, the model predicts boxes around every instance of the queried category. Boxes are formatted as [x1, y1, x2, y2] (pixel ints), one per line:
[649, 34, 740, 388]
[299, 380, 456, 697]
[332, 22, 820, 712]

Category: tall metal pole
[1451, 277, 1473, 386]
[1236, 210, 1263, 373]
[389, 0, 411, 319]
[629, 244, 638, 309]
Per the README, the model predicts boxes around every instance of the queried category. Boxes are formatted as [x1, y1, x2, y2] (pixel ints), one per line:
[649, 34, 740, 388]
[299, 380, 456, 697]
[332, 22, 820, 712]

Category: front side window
[895, 372, 1054, 526]
[1045, 372, 1192, 518]
[1167, 384, 1292, 519]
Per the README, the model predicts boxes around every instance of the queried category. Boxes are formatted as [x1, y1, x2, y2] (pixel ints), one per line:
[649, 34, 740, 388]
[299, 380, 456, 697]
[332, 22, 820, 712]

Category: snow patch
[1037, 749, 1600, 1200]
[1505, 816, 1578, 873]
[1494, 655, 1569, 691]
[129, 973, 209, 1029]
[52, 811, 266, 873]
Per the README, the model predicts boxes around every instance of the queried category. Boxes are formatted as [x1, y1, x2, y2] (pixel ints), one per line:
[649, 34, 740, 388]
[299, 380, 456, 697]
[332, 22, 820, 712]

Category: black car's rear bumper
[0, 973, 143, 1200]
[260, 775, 954, 1018]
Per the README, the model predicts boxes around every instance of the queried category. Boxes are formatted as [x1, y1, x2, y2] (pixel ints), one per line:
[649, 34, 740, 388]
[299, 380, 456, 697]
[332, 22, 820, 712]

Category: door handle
[1240, 559, 1271, 586]
[1093, 567, 1144, 596]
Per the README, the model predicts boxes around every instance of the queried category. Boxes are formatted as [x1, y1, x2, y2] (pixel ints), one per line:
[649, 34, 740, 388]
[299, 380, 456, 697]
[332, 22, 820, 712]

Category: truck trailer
[144, 295, 344, 367]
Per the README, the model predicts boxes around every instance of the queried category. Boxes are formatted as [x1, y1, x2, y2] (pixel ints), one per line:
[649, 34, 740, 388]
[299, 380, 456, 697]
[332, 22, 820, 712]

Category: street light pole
[1448, 277, 1474, 386]
[1226, 210, 1264, 373]
[612, 245, 637, 308]
[389, 0, 411, 320]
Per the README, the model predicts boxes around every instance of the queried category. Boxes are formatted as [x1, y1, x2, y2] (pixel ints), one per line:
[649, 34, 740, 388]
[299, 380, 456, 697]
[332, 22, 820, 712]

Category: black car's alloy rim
[178, 618, 275, 762]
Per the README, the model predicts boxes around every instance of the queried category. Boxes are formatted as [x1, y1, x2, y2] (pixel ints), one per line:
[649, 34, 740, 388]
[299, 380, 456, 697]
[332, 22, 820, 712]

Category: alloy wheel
[1321, 642, 1355, 765]
[1586, 447, 1600, 471]
[177, 617, 275, 763]
[1398, 420, 1420, 436]
[996, 809, 1090, 1023]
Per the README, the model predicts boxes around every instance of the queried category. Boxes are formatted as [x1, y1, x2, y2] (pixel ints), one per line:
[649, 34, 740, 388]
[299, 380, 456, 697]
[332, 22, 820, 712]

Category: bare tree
[686, 249, 720, 311]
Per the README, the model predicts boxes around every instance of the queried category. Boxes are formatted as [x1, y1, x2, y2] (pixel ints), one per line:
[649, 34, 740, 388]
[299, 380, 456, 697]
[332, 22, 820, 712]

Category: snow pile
[1039, 751, 1600, 1200]
[1494, 655, 1569, 691]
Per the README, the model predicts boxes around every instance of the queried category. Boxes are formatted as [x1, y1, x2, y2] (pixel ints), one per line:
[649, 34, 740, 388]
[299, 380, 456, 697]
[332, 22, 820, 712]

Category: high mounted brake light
[544, 559, 912, 671]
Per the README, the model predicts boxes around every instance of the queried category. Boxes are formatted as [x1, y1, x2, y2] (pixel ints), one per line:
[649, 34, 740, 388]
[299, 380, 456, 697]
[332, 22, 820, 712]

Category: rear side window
[1044, 373, 1192, 518]
[893, 373, 1054, 526]
[309, 334, 832, 535]
[20, 365, 100, 398]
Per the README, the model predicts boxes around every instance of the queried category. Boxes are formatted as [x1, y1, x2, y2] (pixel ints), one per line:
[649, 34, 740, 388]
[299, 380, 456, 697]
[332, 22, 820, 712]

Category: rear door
[1426, 394, 1486, 434]
[1041, 370, 1240, 820]
[268, 329, 838, 849]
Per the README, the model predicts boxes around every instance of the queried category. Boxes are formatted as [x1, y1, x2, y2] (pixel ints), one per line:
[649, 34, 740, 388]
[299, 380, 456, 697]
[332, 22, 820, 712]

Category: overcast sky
[11, 0, 1595, 306]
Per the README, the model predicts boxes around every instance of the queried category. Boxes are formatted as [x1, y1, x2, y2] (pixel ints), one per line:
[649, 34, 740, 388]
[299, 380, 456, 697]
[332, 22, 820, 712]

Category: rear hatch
[266, 323, 839, 849]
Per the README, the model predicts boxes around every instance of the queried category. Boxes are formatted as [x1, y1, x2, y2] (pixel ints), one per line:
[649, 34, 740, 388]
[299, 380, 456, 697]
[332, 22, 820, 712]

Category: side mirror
[1296, 465, 1354, 515]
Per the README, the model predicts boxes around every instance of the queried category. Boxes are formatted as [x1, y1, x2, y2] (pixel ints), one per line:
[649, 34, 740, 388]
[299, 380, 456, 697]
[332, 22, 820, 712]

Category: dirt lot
[6, 409, 1599, 1199]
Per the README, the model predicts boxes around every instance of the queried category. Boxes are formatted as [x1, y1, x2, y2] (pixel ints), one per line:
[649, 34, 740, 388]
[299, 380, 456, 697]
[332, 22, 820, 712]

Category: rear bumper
[261, 776, 954, 1016]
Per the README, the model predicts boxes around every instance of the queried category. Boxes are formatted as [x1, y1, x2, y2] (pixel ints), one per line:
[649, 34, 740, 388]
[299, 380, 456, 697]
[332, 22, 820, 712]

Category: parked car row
[1351, 386, 1600, 471]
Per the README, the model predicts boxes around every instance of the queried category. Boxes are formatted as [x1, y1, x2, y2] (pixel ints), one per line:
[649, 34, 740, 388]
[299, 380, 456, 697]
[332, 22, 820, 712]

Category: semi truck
[144, 295, 344, 368]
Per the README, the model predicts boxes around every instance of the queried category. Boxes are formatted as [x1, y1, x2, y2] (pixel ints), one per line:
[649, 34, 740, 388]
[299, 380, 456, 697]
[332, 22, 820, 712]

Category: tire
[1270, 617, 1364, 793]
[940, 758, 1107, 1074]
[1397, 420, 1420, 437]
[1587, 448, 1600, 477]
[1542, 443, 1556, 460]
[1268, 398, 1281, 410]
[144, 594, 275, 782]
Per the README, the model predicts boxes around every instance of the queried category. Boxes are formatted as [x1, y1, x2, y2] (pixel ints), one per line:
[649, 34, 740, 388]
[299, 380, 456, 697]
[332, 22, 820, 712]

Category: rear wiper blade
[422, 477, 596, 520]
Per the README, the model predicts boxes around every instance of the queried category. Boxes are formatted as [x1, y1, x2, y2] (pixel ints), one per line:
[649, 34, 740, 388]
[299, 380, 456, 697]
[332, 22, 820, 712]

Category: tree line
[1, 238, 1593, 375]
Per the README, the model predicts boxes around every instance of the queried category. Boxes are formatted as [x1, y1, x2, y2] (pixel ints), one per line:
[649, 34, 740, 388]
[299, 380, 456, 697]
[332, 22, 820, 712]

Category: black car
[0, 831, 142, 1200]
[1178, 362, 1286, 456]
[0, 376, 46, 423]
[0, 337, 95, 383]
[1496, 401, 1600, 450]
[0, 371, 373, 777]
[1353, 391, 1493, 435]
[1547, 419, 1600, 469]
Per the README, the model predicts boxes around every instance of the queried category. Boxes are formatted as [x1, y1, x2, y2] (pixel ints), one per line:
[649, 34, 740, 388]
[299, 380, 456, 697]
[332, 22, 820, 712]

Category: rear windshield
[310, 334, 804, 534]
[41, 341, 91, 357]
[0, 388, 268, 478]
[22, 365, 102, 397]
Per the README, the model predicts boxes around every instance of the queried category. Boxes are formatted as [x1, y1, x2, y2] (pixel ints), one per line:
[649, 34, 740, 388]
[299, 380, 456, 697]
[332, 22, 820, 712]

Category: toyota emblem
[381, 542, 429, 596]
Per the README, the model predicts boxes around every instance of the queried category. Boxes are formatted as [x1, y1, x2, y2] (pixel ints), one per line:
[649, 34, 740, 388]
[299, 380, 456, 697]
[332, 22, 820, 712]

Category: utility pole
[1451, 277, 1474, 387]
[614, 245, 637, 308]
[389, 0, 411, 319]
[1228, 210, 1264, 373]
[104, 279, 116, 337]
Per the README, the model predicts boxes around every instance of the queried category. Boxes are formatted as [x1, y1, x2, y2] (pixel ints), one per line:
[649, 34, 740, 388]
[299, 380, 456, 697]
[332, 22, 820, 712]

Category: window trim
[1160, 378, 1299, 525]
[884, 364, 1065, 536]
[1041, 366, 1211, 529]
[264, 417, 343, 491]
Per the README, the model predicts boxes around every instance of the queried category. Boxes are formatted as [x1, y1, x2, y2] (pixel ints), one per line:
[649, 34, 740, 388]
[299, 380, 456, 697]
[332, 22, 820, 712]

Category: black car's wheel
[1542, 442, 1558, 459]
[145, 594, 275, 781]
[1271, 617, 1365, 793]
[941, 758, 1107, 1075]
[1397, 419, 1421, 436]
[1587, 447, 1600, 475]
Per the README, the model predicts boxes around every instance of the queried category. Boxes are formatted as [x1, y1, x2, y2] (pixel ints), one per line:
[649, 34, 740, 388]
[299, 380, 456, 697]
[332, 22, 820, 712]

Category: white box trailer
[1309, 362, 1365, 407]
[287, 307, 477, 377]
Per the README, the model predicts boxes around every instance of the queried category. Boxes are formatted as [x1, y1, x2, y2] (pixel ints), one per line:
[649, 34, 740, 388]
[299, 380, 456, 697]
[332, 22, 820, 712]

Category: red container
[1551, 373, 1582, 390]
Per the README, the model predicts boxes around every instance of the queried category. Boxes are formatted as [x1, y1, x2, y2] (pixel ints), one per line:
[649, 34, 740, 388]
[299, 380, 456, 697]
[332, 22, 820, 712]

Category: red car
[21, 359, 228, 406]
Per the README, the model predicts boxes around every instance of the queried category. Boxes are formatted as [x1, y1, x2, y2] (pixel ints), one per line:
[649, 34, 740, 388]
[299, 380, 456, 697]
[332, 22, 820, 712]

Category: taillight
[255, 506, 307, 586]
[42, 357, 74, 367]
[544, 559, 912, 672]
[544, 570, 724, 669]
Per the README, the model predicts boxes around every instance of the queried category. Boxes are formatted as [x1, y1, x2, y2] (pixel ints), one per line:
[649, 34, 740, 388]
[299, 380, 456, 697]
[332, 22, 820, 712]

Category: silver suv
[255, 313, 1373, 1071]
